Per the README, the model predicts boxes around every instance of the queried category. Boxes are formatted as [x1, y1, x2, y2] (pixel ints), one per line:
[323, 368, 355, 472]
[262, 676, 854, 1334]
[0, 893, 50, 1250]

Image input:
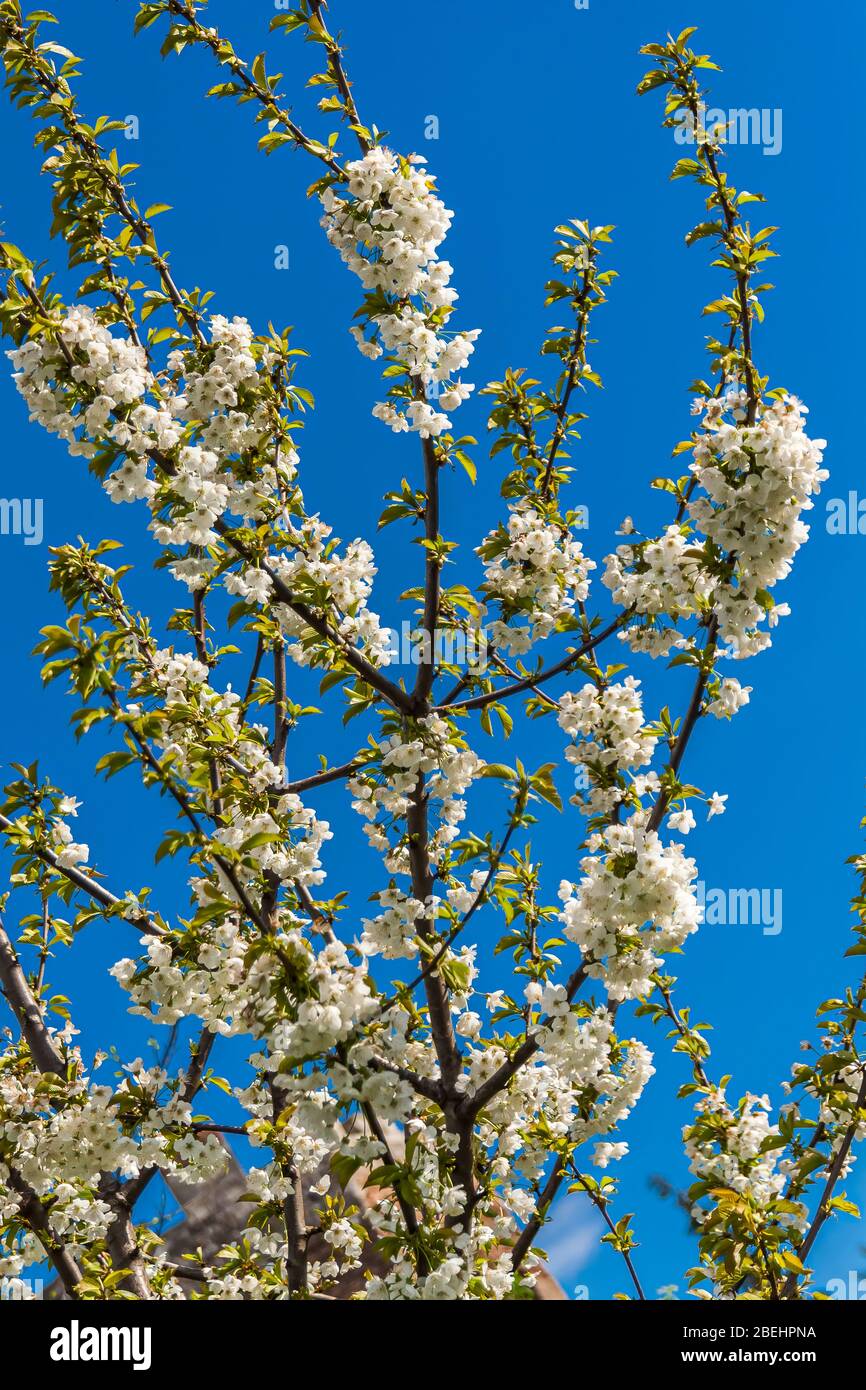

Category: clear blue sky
[1, 0, 865, 1298]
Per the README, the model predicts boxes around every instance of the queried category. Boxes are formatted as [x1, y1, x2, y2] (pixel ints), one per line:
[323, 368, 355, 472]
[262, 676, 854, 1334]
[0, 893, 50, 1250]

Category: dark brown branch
[0, 812, 163, 937]
[406, 779, 462, 1094]
[119, 1025, 216, 1212]
[0, 914, 65, 1075]
[6, 1167, 83, 1298]
[510, 1154, 567, 1272]
[215, 522, 412, 713]
[571, 1169, 646, 1301]
[275, 756, 366, 797]
[165, 0, 344, 176]
[646, 615, 718, 834]
[0, 915, 151, 1294]
[459, 964, 588, 1120]
[308, 0, 370, 154]
[785, 1068, 866, 1297]
[379, 809, 522, 1025]
[539, 267, 593, 500]
[412, 435, 442, 706]
[439, 611, 631, 715]
[360, 1100, 424, 1255]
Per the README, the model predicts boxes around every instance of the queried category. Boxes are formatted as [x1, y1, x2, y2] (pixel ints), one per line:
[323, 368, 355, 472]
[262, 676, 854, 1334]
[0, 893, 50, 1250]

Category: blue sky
[1, 0, 866, 1299]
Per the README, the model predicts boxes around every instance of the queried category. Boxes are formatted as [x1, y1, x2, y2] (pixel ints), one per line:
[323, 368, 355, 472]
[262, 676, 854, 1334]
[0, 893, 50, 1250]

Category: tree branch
[439, 611, 631, 714]
[0, 812, 163, 937]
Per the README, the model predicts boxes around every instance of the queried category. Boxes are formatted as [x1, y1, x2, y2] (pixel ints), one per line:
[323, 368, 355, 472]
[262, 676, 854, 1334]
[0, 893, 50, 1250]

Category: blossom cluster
[349, 715, 483, 873]
[267, 521, 393, 669]
[685, 1090, 792, 1211]
[602, 393, 827, 659]
[558, 815, 702, 1002]
[689, 394, 828, 657]
[111, 922, 376, 1065]
[8, 307, 391, 673]
[558, 676, 658, 818]
[479, 501, 595, 654]
[0, 1042, 226, 1268]
[127, 647, 331, 891]
[320, 147, 479, 437]
[487, 997, 656, 1157]
[602, 524, 710, 657]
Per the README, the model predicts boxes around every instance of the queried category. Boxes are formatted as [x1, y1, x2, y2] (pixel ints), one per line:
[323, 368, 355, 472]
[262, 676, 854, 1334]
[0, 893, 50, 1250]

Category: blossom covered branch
[0, 6, 849, 1306]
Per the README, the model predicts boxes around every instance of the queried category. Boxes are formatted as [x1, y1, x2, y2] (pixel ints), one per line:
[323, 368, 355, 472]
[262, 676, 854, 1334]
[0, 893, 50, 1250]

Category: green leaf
[479, 763, 517, 781]
[686, 222, 723, 246]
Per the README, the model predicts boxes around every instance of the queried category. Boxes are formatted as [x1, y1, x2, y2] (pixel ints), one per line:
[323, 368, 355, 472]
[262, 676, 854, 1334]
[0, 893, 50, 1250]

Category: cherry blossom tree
[0, 0, 860, 1303]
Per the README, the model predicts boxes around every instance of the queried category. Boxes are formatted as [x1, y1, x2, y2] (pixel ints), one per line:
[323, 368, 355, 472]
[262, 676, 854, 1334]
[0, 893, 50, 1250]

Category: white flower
[668, 807, 696, 835]
[707, 678, 751, 720]
[592, 1141, 629, 1168]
